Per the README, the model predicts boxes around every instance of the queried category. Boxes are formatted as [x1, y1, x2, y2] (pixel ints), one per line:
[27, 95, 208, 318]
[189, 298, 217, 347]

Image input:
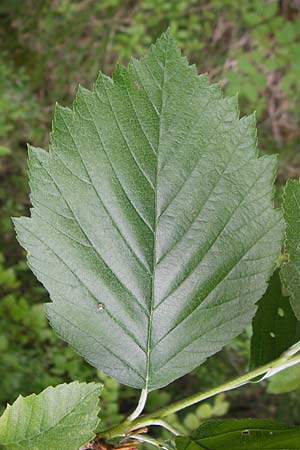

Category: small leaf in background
[176, 419, 300, 449]
[250, 270, 300, 370]
[14, 30, 284, 391]
[282, 179, 300, 320]
[268, 364, 300, 394]
[184, 413, 201, 433]
[195, 403, 214, 421]
[183, 394, 230, 433]
[0, 381, 101, 450]
[146, 390, 172, 411]
[96, 371, 123, 432]
[238, 58, 256, 76]
[212, 394, 230, 417]
[276, 22, 297, 45]
[195, 394, 229, 421]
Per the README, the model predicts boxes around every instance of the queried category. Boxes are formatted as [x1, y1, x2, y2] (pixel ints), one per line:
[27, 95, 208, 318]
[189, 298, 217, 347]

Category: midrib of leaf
[156, 96, 221, 219]
[154, 221, 279, 370]
[156, 108, 247, 262]
[14, 30, 284, 390]
[146, 33, 171, 391]
[156, 162, 276, 313]
[0, 384, 98, 447]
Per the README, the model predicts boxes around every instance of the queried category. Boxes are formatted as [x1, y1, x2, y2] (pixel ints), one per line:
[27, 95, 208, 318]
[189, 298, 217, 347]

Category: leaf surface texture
[250, 270, 300, 370]
[0, 382, 101, 450]
[281, 179, 300, 320]
[176, 419, 300, 449]
[14, 30, 283, 390]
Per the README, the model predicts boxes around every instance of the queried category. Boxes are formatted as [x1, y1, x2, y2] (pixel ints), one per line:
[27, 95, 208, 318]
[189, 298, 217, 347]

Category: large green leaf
[281, 179, 300, 320]
[13, 30, 283, 390]
[176, 419, 300, 449]
[0, 382, 101, 450]
[250, 270, 300, 370]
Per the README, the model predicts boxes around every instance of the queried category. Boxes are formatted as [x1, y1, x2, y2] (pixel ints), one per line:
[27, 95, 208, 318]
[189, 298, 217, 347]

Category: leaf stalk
[99, 351, 300, 440]
[128, 389, 148, 421]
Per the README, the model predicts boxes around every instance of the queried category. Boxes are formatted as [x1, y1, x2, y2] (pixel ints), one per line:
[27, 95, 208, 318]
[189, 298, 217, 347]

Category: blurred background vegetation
[1, 0, 300, 431]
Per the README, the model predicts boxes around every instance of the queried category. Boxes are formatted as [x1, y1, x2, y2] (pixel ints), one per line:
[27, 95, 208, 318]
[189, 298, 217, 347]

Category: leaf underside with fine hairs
[176, 419, 300, 449]
[281, 179, 300, 320]
[14, 30, 283, 390]
[0, 382, 101, 450]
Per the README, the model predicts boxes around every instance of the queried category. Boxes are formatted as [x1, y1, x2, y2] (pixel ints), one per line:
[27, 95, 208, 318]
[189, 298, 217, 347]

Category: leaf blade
[176, 419, 300, 449]
[14, 30, 284, 390]
[0, 382, 101, 450]
[250, 270, 300, 370]
[281, 179, 300, 319]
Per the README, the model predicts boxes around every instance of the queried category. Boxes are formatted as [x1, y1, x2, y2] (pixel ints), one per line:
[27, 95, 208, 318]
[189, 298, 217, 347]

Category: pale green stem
[128, 389, 148, 421]
[100, 352, 300, 440]
[145, 419, 181, 436]
[129, 434, 162, 448]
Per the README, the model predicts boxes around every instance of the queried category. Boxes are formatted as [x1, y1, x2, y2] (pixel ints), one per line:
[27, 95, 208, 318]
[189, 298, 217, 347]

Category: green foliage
[14, 30, 283, 391]
[281, 179, 300, 320]
[1, 0, 300, 146]
[0, 251, 97, 412]
[250, 270, 300, 369]
[176, 419, 300, 449]
[0, 59, 39, 143]
[0, 382, 101, 450]
[160, 394, 230, 437]
[268, 364, 300, 395]
[96, 371, 123, 431]
[184, 395, 230, 432]
[1, 0, 300, 425]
